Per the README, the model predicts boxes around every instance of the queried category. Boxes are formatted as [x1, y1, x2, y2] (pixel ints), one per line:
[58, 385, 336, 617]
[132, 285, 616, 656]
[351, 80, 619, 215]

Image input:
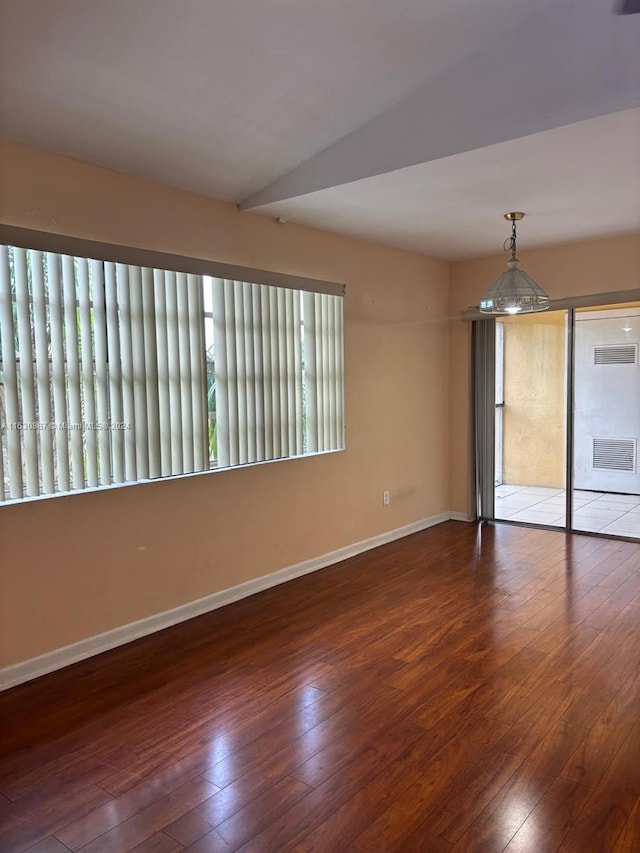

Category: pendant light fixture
[479, 212, 550, 315]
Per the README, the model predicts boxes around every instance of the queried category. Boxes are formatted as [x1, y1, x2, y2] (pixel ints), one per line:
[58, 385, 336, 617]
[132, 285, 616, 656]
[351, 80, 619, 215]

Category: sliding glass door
[494, 311, 568, 528]
[476, 301, 639, 541]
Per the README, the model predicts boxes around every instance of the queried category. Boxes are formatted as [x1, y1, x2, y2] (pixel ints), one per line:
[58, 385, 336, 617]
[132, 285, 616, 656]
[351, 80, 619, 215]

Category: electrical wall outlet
[383, 490, 390, 506]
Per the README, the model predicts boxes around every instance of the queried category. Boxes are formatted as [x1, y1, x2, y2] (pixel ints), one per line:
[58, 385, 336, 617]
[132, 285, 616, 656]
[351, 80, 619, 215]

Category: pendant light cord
[503, 220, 518, 259]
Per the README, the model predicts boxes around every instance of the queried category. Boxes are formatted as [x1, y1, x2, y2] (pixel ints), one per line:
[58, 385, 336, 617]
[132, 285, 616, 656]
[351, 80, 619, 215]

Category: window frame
[0, 226, 346, 505]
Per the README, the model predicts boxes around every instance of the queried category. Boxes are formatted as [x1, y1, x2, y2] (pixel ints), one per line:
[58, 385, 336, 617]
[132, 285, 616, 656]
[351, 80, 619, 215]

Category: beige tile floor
[495, 485, 640, 538]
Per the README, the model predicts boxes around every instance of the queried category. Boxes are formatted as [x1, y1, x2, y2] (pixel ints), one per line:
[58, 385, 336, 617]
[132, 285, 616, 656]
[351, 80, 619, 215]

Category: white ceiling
[0, 0, 639, 259]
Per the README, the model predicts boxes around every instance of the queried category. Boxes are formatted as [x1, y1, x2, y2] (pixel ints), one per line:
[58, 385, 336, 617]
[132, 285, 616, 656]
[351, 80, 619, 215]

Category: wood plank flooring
[1, 521, 640, 852]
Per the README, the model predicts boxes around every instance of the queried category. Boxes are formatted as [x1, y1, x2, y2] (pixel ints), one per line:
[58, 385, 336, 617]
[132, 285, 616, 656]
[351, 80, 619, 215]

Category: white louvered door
[574, 308, 640, 493]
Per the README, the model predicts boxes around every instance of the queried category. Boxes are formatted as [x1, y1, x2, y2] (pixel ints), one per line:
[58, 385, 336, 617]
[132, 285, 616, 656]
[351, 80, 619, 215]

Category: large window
[0, 242, 344, 502]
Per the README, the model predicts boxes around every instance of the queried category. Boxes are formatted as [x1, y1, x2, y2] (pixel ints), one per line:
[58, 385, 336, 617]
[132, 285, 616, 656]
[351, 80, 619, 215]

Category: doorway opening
[494, 309, 568, 528]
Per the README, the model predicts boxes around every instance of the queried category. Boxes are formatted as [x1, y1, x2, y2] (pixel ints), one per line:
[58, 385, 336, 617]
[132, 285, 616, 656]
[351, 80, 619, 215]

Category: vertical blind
[472, 318, 496, 521]
[212, 279, 304, 467]
[0, 244, 345, 502]
[303, 291, 344, 454]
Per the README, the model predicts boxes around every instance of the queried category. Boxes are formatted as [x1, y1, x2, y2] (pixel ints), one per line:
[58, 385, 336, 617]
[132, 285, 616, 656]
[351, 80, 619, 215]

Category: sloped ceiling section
[0, 0, 555, 202]
[240, 0, 640, 211]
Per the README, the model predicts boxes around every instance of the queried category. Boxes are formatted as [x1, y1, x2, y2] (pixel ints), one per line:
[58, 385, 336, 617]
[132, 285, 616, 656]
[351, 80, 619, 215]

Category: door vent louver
[593, 344, 638, 365]
[592, 438, 636, 472]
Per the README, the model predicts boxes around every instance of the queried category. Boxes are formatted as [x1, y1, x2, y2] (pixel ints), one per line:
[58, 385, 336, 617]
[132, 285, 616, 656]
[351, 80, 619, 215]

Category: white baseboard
[0, 511, 468, 691]
[449, 510, 474, 522]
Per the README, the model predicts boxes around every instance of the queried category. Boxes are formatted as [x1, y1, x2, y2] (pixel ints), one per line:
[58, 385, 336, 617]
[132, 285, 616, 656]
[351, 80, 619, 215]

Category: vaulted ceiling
[1, 0, 638, 258]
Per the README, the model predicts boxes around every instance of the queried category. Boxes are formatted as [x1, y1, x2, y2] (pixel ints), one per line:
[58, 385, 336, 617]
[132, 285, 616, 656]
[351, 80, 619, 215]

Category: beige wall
[1, 141, 638, 671]
[449, 233, 640, 515]
[0, 142, 450, 668]
[500, 312, 566, 488]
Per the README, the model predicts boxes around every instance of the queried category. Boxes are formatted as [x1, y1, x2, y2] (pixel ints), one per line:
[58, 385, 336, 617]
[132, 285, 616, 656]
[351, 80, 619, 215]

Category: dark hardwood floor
[1, 521, 640, 852]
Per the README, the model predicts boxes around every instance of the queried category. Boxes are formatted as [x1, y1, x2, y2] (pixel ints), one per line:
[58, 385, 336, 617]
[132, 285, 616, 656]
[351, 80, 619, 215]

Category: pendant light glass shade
[479, 258, 550, 315]
[479, 213, 550, 315]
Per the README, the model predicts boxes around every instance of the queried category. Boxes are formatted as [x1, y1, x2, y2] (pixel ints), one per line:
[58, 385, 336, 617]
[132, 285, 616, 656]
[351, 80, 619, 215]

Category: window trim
[0, 446, 346, 507]
[0, 225, 345, 298]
